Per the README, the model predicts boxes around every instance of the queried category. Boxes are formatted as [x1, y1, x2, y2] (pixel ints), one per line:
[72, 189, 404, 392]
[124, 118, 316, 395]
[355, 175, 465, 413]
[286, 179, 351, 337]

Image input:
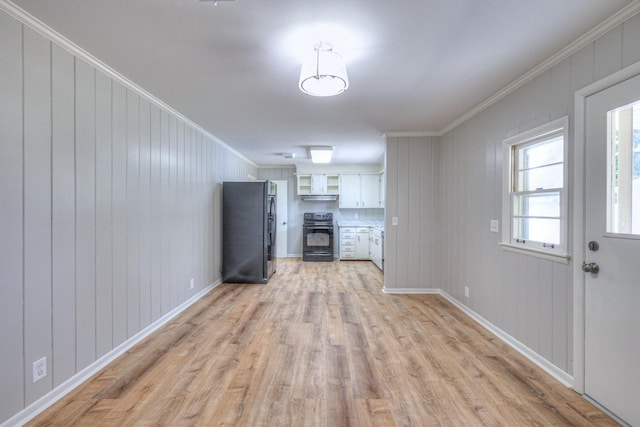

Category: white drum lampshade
[299, 43, 349, 97]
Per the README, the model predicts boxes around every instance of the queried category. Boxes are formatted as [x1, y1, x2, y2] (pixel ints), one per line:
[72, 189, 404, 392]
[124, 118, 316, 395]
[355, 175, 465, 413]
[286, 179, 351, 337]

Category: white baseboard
[6, 282, 573, 426]
[3, 280, 222, 427]
[382, 287, 440, 294]
[381, 287, 573, 387]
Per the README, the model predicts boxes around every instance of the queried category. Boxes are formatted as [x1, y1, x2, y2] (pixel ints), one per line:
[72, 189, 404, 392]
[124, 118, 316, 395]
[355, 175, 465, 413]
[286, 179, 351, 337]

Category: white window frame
[501, 116, 571, 263]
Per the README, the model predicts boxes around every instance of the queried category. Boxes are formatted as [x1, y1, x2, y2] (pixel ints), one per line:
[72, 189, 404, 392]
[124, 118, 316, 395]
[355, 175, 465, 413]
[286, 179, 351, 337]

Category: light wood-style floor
[29, 259, 615, 426]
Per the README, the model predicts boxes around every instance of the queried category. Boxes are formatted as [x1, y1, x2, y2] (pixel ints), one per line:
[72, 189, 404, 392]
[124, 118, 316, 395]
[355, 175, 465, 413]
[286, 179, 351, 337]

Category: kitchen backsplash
[339, 208, 384, 221]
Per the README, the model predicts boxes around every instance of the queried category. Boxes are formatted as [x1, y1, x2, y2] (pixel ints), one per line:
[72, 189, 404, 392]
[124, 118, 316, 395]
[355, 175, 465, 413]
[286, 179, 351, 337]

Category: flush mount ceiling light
[310, 146, 333, 163]
[299, 42, 349, 97]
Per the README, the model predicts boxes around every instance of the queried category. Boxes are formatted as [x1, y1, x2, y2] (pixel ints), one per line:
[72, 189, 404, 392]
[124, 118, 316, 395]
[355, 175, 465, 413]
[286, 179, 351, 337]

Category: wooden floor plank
[28, 259, 616, 426]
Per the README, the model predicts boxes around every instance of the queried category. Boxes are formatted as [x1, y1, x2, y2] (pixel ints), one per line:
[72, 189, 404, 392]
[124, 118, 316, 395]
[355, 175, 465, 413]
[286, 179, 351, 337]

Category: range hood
[300, 195, 338, 201]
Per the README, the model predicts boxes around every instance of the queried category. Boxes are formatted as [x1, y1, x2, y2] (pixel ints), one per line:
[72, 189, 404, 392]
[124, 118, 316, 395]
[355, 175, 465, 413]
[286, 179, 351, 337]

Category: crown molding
[0, 0, 258, 168]
[438, 0, 640, 136]
[3, 0, 639, 150]
[383, 131, 440, 138]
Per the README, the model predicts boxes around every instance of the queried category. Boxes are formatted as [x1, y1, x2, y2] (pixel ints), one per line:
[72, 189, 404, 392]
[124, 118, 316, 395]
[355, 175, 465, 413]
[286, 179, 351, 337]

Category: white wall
[384, 12, 640, 377]
[384, 137, 441, 291]
[0, 9, 257, 424]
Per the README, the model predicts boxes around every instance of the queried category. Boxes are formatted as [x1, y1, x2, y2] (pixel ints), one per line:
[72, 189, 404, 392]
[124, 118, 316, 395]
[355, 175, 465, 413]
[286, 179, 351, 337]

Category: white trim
[382, 287, 573, 387]
[0, 0, 257, 169]
[499, 243, 571, 264]
[257, 165, 296, 170]
[1, 280, 223, 427]
[438, 291, 574, 387]
[572, 59, 640, 395]
[501, 116, 570, 259]
[3, 0, 638, 154]
[382, 287, 440, 294]
[602, 231, 640, 240]
[2, 0, 638, 154]
[439, 1, 640, 135]
[383, 131, 440, 138]
[383, 2, 640, 139]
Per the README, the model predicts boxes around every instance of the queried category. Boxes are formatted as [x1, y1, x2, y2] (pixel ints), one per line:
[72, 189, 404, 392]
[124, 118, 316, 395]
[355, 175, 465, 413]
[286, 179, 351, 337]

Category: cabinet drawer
[341, 252, 356, 259]
[341, 240, 355, 247]
[340, 227, 356, 233]
[341, 245, 355, 253]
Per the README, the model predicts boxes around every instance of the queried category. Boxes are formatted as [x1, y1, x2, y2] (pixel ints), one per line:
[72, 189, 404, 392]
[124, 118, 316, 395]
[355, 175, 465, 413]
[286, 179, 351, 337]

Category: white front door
[584, 73, 640, 426]
[273, 180, 288, 258]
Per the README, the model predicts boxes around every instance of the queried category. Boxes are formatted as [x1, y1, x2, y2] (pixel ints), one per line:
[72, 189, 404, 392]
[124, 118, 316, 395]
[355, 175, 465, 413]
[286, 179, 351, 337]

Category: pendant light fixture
[299, 42, 349, 97]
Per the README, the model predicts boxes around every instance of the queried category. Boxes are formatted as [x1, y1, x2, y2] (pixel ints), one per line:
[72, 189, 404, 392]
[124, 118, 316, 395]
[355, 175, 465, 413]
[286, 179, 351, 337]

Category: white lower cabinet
[340, 225, 384, 270]
[339, 227, 356, 259]
[355, 228, 370, 259]
[340, 226, 375, 261]
[370, 228, 383, 270]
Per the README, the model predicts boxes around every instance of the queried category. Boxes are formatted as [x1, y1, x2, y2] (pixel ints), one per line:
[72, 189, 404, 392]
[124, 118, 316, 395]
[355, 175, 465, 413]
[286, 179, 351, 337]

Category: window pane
[519, 136, 563, 169]
[608, 101, 640, 235]
[513, 192, 560, 217]
[517, 163, 563, 191]
[513, 218, 560, 245]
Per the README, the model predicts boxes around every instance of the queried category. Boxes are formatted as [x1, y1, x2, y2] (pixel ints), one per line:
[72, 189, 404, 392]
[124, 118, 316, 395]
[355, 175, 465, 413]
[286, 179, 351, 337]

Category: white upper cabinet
[339, 174, 381, 208]
[311, 174, 327, 194]
[339, 174, 361, 207]
[361, 174, 380, 208]
[297, 174, 339, 195]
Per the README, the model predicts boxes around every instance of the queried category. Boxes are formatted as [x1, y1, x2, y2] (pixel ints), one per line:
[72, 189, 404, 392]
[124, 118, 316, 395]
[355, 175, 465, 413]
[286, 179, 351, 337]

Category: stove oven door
[303, 224, 334, 260]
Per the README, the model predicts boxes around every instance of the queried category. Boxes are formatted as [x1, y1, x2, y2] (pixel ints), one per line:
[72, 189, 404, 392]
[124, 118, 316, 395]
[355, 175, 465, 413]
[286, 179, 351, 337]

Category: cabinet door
[379, 172, 385, 208]
[311, 174, 327, 194]
[355, 228, 370, 259]
[360, 174, 380, 208]
[339, 174, 361, 208]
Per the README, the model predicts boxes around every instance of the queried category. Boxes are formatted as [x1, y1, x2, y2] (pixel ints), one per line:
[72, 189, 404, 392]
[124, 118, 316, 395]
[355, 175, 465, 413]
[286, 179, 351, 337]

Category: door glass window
[608, 101, 640, 235]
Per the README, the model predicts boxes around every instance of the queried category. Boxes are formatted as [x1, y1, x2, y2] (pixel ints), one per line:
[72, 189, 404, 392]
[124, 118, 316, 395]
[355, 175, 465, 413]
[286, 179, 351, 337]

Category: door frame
[272, 180, 288, 258]
[572, 60, 640, 393]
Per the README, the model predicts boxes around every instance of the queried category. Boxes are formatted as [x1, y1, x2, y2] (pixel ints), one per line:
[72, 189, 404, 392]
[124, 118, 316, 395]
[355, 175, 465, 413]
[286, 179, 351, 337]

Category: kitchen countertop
[338, 221, 384, 231]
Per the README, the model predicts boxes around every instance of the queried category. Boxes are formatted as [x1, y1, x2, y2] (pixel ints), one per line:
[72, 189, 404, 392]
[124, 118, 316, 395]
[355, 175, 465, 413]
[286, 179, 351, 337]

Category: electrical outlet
[490, 219, 499, 233]
[33, 357, 47, 383]
[464, 286, 470, 298]
[392, 216, 398, 226]
[190, 278, 195, 290]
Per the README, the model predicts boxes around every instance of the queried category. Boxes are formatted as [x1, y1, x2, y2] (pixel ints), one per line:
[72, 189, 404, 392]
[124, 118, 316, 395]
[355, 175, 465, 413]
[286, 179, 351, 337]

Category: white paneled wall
[384, 137, 440, 291]
[0, 10, 256, 424]
[384, 13, 640, 379]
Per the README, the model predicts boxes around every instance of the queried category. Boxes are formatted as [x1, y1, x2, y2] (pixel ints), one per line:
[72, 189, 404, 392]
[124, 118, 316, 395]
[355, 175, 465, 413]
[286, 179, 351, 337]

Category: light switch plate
[490, 219, 499, 233]
[392, 217, 398, 226]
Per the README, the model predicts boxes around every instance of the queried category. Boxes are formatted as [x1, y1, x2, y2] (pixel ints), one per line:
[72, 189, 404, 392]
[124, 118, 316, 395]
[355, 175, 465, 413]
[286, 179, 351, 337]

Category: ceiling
[10, 0, 633, 166]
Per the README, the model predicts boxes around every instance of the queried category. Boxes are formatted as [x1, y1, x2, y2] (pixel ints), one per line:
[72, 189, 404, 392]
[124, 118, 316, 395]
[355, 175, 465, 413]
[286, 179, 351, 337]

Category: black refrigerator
[222, 181, 277, 283]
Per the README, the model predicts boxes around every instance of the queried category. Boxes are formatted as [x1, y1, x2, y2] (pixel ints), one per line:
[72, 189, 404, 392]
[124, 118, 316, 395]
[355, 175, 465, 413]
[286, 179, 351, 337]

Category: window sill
[499, 243, 571, 264]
